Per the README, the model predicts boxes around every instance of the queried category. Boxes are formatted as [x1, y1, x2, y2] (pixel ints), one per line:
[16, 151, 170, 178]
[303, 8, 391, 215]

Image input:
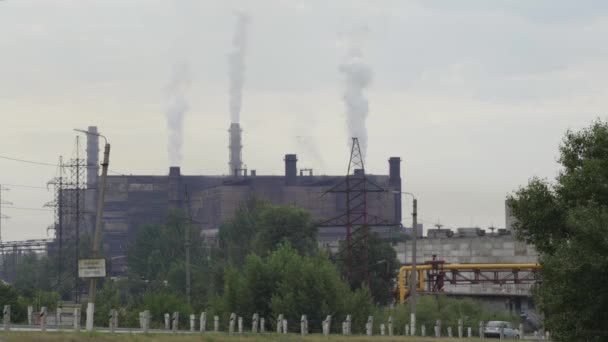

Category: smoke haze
[165, 62, 191, 166]
[339, 46, 372, 159]
[228, 11, 249, 124]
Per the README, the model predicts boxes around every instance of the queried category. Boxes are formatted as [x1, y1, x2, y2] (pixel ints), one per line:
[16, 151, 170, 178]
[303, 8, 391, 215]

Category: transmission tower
[65, 137, 87, 302]
[319, 138, 390, 287]
[46, 156, 66, 281]
[46, 137, 87, 301]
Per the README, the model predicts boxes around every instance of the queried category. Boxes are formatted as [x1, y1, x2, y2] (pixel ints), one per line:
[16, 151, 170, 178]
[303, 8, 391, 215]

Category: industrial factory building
[77, 126, 404, 274]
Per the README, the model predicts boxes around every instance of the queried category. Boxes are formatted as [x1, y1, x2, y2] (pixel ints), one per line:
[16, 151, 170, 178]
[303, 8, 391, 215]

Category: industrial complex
[69, 126, 404, 275]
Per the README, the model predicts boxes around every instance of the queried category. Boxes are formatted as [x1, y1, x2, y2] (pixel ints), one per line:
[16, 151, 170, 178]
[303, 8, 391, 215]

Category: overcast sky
[1, 0, 607, 241]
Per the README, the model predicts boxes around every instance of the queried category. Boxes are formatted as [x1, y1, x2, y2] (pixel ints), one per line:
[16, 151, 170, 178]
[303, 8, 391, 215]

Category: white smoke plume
[228, 11, 250, 124]
[339, 46, 372, 158]
[165, 62, 191, 166]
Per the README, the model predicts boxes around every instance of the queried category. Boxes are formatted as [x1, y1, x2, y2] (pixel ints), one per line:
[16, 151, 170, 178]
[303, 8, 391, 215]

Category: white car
[484, 321, 520, 339]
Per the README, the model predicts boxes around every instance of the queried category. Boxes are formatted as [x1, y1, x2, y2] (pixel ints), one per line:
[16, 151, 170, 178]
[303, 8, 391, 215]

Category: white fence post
[229, 313, 236, 335]
[300, 315, 307, 335]
[199, 312, 206, 333]
[172, 312, 179, 333]
[56, 307, 62, 328]
[252, 313, 259, 333]
[3, 305, 10, 331]
[458, 319, 463, 338]
[366, 316, 373, 336]
[143, 310, 150, 333]
[322, 315, 331, 336]
[73, 308, 80, 332]
[164, 313, 170, 330]
[40, 307, 47, 332]
[276, 314, 283, 334]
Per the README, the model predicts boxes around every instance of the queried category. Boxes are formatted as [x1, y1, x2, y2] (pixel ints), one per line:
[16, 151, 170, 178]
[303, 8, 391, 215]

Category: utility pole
[0, 185, 11, 279]
[184, 186, 192, 306]
[75, 136, 82, 302]
[392, 190, 418, 334]
[410, 197, 418, 336]
[76, 129, 110, 332]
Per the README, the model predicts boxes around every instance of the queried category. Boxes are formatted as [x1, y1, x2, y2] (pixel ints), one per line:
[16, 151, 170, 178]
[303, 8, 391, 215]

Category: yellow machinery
[398, 262, 541, 304]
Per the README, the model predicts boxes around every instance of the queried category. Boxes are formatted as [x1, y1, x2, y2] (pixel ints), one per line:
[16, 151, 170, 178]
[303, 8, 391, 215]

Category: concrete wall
[396, 234, 538, 265]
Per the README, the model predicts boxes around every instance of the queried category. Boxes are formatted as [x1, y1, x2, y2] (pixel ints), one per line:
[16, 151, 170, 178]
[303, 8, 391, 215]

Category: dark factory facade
[100, 155, 402, 274]
[75, 127, 403, 275]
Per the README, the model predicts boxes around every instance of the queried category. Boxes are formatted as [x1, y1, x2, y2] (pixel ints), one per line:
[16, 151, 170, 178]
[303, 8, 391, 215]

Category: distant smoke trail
[339, 47, 372, 158]
[228, 11, 249, 123]
[296, 135, 326, 169]
[165, 62, 191, 166]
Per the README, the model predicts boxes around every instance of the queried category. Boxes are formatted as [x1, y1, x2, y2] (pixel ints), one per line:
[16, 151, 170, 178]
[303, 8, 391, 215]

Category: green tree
[336, 232, 399, 305]
[507, 120, 608, 341]
[219, 198, 318, 266]
[0, 283, 26, 323]
[218, 197, 266, 265]
[215, 244, 374, 333]
[126, 210, 212, 310]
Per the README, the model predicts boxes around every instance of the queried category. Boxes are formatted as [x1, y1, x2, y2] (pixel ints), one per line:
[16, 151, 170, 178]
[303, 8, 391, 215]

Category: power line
[0, 154, 124, 175]
[1, 206, 53, 212]
[0, 183, 49, 190]
[0, 155, 58, 167]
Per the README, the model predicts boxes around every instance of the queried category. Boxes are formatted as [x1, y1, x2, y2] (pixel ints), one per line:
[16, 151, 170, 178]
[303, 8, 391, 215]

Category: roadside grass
[0, 331, 484, 342]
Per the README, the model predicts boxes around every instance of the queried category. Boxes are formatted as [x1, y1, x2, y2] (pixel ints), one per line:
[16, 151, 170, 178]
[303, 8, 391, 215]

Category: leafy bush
[374, 294, 520, 335]
[212, 243, 374, 333]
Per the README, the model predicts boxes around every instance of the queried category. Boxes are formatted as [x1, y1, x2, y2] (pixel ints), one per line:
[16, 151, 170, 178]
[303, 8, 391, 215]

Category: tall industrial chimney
[168, 166, 182, 209]
[389, 157, 402, 225]
[284, 154, 297, 186]
[86, 126, 100, 188]
[228, 123, 243, 176]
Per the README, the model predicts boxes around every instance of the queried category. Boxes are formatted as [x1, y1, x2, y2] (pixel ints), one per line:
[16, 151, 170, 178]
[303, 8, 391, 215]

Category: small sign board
[78, 258, 106, 278]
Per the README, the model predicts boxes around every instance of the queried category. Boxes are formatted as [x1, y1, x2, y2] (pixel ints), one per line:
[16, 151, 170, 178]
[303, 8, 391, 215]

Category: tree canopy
[507, 120, 608, 341]
[213, 243, 374, 333]
[218, 197, 318, 265]
[335, 231, 399, 305]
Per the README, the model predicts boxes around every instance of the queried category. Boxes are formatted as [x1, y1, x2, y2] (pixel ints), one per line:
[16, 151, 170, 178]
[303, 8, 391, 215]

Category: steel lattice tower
[46, 137, 87, 301]
[320, 138, 389, 286]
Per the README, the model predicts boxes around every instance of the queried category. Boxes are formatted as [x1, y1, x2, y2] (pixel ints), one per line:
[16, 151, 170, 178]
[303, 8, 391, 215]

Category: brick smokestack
[168, 166, 182, 209]
[284, 154, 297, 186]
[228, 123, 243, 176]
[389, 157, 402, 225]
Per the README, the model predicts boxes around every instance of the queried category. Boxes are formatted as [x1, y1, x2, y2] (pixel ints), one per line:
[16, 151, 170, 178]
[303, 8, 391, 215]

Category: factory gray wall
[396, 234, 538, 265]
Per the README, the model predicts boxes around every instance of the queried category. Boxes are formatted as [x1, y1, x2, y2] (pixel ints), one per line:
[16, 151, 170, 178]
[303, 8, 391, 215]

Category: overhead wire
[0, 155, 58, 167]
[1, 206, 53, 212]
[0, 153, 124, 175]
[0, 183, 48, 190]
